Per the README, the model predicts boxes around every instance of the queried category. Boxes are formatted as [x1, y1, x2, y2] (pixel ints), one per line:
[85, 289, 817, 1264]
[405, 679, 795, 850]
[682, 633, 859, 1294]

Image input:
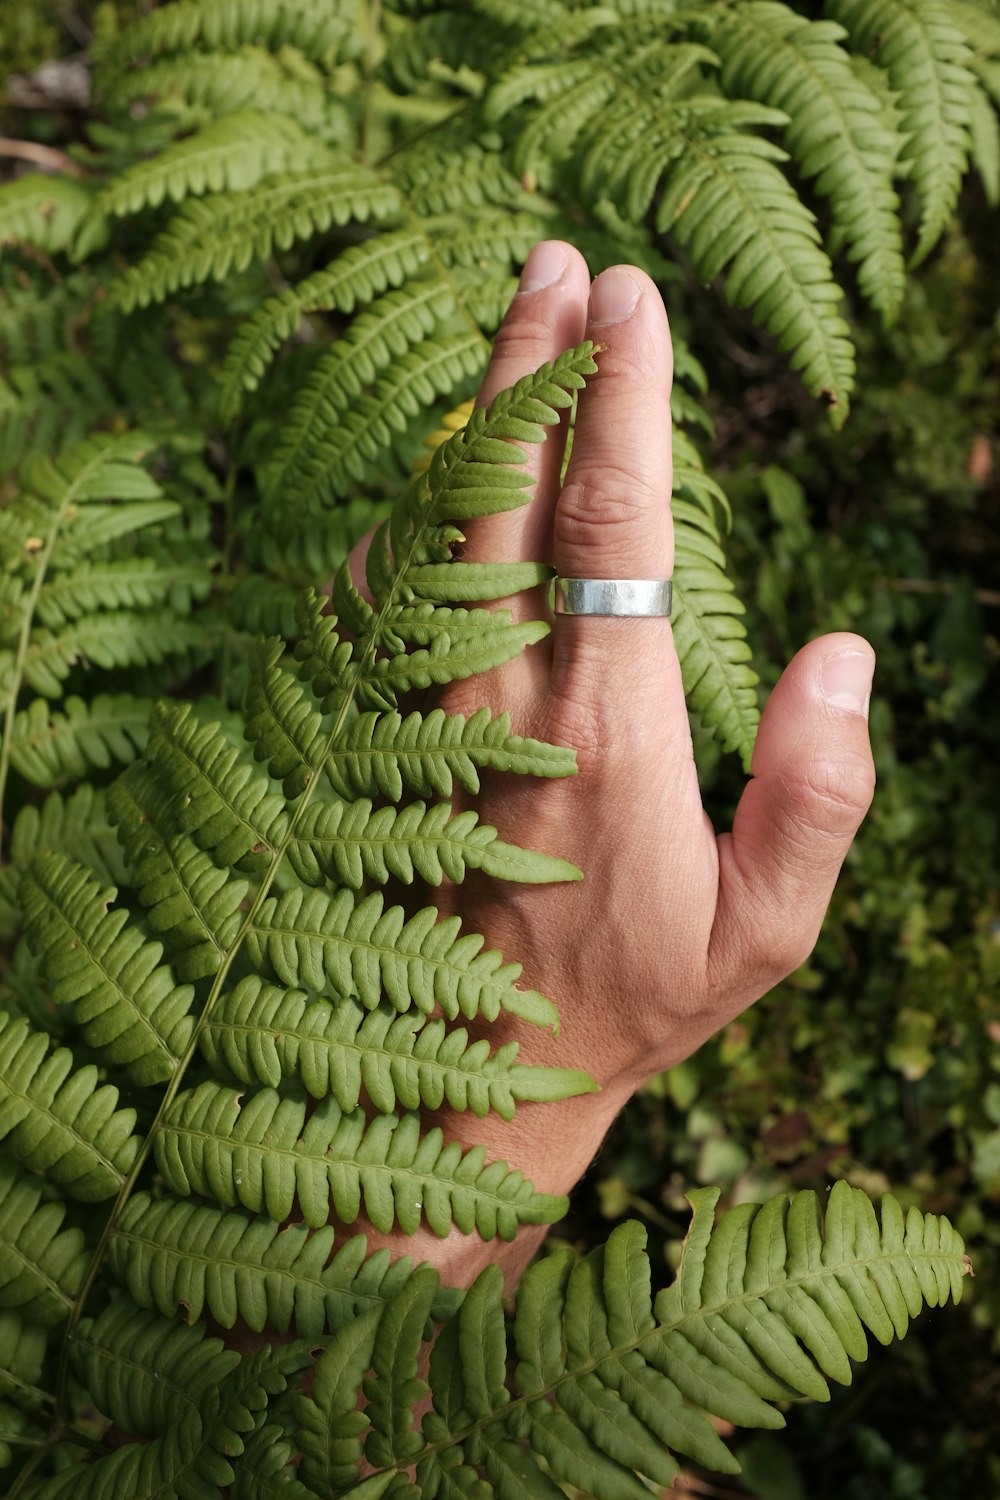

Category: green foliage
[0, 0, 993, 1493]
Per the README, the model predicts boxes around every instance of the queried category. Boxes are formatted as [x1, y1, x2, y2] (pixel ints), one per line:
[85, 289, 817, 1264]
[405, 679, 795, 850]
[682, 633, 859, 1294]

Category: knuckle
[777, 757, 876, 845]
[554, 475, 665, 567]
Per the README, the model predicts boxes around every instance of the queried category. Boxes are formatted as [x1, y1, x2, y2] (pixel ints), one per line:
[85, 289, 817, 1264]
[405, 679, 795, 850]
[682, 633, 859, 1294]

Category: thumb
[709, 633, 876, 1001]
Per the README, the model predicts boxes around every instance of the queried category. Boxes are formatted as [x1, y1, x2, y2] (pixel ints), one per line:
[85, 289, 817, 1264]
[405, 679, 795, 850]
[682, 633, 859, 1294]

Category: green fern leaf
[106, 164, 403, 312]
[35, 557, 212, 628]
[826, 0, 977, 263]
[108, 1192, 460, 1339]
[155, 1080, 567, 1237]
[199, 977, 595, 1116]
[5, 694, 153, 788]
[143, 702, 289, 872]
[108, 761, 249, 981]
[327, 1183, 969, 1496]
[34, 1337, 298, 1500]
[709, 1, 906, 322]
[656, 103, 856, 418]
[246, 886, 560, 1028]
[103, 0, 360, 68]
[0, 1011, 141, 1200]
[217, 228, 431, 422]
[288, 796, 580, 889]
[1, 784, 125, 921]
[91, 110, 326, 220]
[0, 176, 96, 256]
[73, 1298, 241, 1438]
[106, 47, 351, 143]
[20, 851, 196, 1085]
[11, 608, 213, 700]
[0, 1312, 47, 1417]
[0, 1158, 88, 1327]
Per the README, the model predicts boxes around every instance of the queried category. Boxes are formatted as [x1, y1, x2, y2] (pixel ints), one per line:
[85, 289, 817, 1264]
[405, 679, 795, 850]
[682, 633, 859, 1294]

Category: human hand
[350, 240, 876, 1222]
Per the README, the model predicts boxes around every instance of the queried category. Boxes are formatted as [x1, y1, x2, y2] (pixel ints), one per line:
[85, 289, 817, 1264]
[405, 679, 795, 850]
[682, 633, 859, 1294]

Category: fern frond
[656, 103, 856, 417]
[383, 10, 517, 92]
[106, 165, 403, 313]
[155, 1081, 567, 1237]
[246, 886, 560, 1028]
[0, 1313, 47, 1417]
[9, 608, 214, 700]
[142, 702, 289, 872]
[262, 279, 478, 508]
[0, 354, 116, 471]
[288, 796, 580, 889]
[0, 1159, 88, 1327]
[5, 694, 153, 788]
[314, 1183, 968, 1496]
[108, 1192, 460, 1338]
[108, 761, 249, 981]
[103, 0, 360, 68]
[0, 1011, 141, 1200]
[199, 977, 596, 1117]
[91, 110, 326, 220]
[20, 851, 196, 1085]
[106, 47, 350, 142]
[0, 176, 96, 256]
[36, 1335, 298, 1500]
[709, 1, 906, 323]
[0, 784, 125, 943]
[34, 557, 212, 629]
[826, 0, 977, 263]
[323, 703, 574, 803]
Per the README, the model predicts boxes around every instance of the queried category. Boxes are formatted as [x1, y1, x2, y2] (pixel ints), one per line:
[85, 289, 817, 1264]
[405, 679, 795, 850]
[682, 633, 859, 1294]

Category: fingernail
[590, 267, 640, 324]
[819, 650, 874, 717]
[519, 242, 566, 293]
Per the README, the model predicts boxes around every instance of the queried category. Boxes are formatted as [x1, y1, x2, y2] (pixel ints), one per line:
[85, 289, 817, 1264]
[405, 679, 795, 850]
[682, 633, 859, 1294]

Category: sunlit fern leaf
[108, 761, 249, 980]
[109, 1192, 462, 1338]
[199, 977, 595, 1116]
[826, 0, 977, 264]
[101, 0, 361, 68]
[314, 1184, 969, 1497]
[0, 176, 96, 256]
[246, 886, 559, 1028]
[0, 1011, 140, 1200]
[708, 1, 906, 323]
[106, 164, 404, 313]
[88, 110, 328, 222]
[154, 1080, 568, 1237]
[0, 1158, 88, 1328]
[19, 851, 196, 1085]
[5, 694, 153, 788]
[656, 104, 856, 419]
[105, 46, 352, 143]
[287, 796, 581, 889]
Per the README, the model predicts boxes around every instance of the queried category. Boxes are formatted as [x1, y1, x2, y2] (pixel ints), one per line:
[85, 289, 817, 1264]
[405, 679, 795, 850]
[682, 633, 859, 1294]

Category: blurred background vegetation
[1, 1, 998, 1496]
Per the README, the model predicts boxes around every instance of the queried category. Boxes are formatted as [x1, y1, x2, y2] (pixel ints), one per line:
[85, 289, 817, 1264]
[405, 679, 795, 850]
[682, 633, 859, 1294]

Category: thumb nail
[819, 650, 874, 718]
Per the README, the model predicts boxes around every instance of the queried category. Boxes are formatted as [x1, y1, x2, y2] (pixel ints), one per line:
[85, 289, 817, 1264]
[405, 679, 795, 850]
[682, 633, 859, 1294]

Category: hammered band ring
[550, 577, 673, 618]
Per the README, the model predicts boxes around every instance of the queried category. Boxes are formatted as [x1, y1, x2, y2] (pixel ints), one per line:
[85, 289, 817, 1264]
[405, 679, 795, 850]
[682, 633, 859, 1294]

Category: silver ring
[550, 577, 673, 617]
